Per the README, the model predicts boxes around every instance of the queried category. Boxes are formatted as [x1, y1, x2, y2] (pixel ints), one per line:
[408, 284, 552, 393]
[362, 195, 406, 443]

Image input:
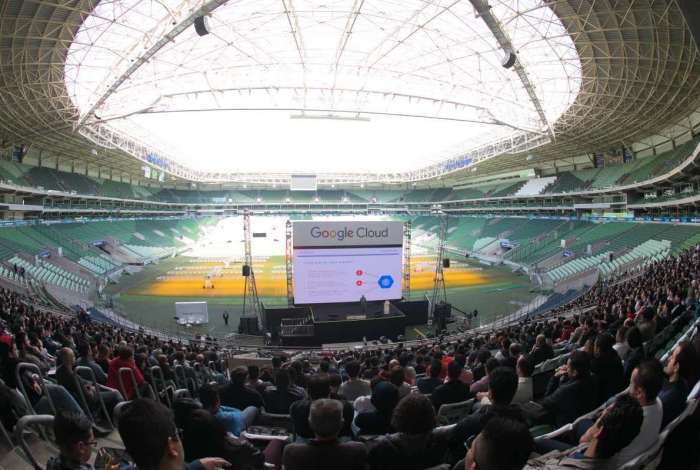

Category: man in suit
[283, 399, 367, 470]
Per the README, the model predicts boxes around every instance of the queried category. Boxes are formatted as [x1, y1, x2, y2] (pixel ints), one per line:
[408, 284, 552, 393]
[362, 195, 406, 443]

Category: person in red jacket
[107, 345, 145, 400]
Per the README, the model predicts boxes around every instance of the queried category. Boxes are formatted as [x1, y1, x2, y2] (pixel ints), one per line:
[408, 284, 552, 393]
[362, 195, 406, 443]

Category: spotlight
[502, 49, 517, 68]
[194, 16, 210, 36]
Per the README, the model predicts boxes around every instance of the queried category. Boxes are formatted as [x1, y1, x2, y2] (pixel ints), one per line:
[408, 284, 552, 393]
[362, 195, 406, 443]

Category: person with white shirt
[512, 355, 534, 405]
[609, 359, 664, 468]
[612, 325, 630, 360]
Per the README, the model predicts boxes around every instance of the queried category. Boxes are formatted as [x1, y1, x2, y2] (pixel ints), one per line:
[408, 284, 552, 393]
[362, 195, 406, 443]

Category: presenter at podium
[360, 295, 367, 315]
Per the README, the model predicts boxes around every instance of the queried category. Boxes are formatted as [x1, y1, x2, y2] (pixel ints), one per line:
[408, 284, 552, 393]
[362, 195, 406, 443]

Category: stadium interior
[0, 0, 700, 469]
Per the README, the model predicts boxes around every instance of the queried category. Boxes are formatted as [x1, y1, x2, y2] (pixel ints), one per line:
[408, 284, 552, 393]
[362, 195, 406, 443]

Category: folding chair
[149, 366, 172, 408]
[16, 363, 55, 416]
[112, 400, 132, 429]
[13, 414, 57, 470]
[437, 398, 474, 425]
[75, 366, 115, 431]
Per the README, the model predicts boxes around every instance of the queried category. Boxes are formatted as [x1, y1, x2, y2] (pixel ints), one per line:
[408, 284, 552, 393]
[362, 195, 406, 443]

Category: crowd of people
[0, 244, 700, 469]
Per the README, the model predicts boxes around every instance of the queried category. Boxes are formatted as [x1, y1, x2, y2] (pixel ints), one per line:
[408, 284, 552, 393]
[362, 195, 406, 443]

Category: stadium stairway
[513, 176, 558, 196]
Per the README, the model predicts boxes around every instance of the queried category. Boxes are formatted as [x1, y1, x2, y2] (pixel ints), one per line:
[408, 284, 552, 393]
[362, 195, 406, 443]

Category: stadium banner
[292, 221, 403, 248]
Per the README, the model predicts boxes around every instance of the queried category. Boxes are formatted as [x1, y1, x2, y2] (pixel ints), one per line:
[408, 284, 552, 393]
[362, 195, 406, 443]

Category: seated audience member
[610, 359, 664, 468]
[469, 358, 500, 395]
[432, 361, 471, 411]
[636, 306, 657, 341]
[56, 347, 121, 417]
[524, 394, 643, 470]
[107, 345, 145, 400]
[95, 344, 111, 375]
[367, 394, 451, 470]
[451, 367, 524, 451]
[613, 325, 630, 359]
[622, 326, 645, 382]
[290, 374, 354, 440]
[76, 342, 107, 385]
[246, 365, 270, 395]
[512, 355, 534, 405]
[464, 416, 533, 470]
[328, 373, 345, 400]
[500, 343, 521, 370]
[219, 366, 264, 411]
[529, 334, 554, 367]
[660, 341, 697, 427]
[590, 333, 624, 405]
[118, 398, 230, 470]
[198, 383, 257, 437]
[388, 365, 411, 398]
[263, 368, 305, 414]
[47, 412, 99, 470]
[339, 361, 371, 401]
[471, 350, 492, 382]
[21, 365, 84, 416]
[181, 409, 267, 470]
[355, 381, 400, 435]
[283, 399, 367, 470]
[451, 354, 474, 385]
[417, 359, 443, 395]
[540, 350, 596, 428]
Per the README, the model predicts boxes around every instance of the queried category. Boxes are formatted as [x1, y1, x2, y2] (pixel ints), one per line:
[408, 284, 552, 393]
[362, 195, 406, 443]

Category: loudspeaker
[238, 316, 259, 335]
[443, 258, 450, 268]
[434, 302, 452, 319]
[242, 264, 251, 277]
[608, 253, 614, 262]
[194, 15, 210, 36]
[501, 50, 517, 68]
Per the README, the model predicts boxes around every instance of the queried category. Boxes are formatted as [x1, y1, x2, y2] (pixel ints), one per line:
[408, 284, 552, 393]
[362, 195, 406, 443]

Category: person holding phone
[47, 411, 117, 470]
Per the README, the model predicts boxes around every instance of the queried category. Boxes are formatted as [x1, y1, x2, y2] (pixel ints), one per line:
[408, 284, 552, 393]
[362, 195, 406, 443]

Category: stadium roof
[0, 0, 699, 185]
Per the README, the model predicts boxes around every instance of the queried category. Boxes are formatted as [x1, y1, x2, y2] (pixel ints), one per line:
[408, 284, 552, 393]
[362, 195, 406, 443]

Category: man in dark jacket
[416, 359, 443, 394]
[284, 399, 367, 470]
[262, 368, 304, 414]
[449, 366, 526, 457]
[219, 366, 264, 411]
[431, 361, 471, 412]
[591, 333, 624, 406]
[541, 350, 597, 428]
[46, 412, 96, 470]
[529, 334, 554, 367]
[118, 398, 231, 470]
[367, 393, 451, 470]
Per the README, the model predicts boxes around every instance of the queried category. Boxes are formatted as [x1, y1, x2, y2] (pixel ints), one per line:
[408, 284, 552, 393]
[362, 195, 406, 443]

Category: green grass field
[105, 254, 536, 340]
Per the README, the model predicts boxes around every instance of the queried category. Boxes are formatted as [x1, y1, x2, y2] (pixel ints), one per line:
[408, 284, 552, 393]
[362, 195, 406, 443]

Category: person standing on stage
[223, 311, 229, 327]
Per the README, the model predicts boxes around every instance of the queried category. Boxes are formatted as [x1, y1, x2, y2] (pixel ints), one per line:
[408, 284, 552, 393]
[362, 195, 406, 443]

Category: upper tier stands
[0, 134, 696, 206]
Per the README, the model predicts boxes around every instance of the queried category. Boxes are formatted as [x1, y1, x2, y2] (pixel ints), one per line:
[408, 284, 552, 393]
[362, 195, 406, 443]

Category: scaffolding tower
[242, 212, 263, 330]
[402, 221, 412, 300]
[285, 219, 294, 306]
[429, 214, 449, 325]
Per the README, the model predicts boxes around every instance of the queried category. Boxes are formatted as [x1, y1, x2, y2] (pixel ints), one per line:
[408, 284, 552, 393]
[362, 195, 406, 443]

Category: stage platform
[263, 299, 429, 347]
[310, 301, 404, 322]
